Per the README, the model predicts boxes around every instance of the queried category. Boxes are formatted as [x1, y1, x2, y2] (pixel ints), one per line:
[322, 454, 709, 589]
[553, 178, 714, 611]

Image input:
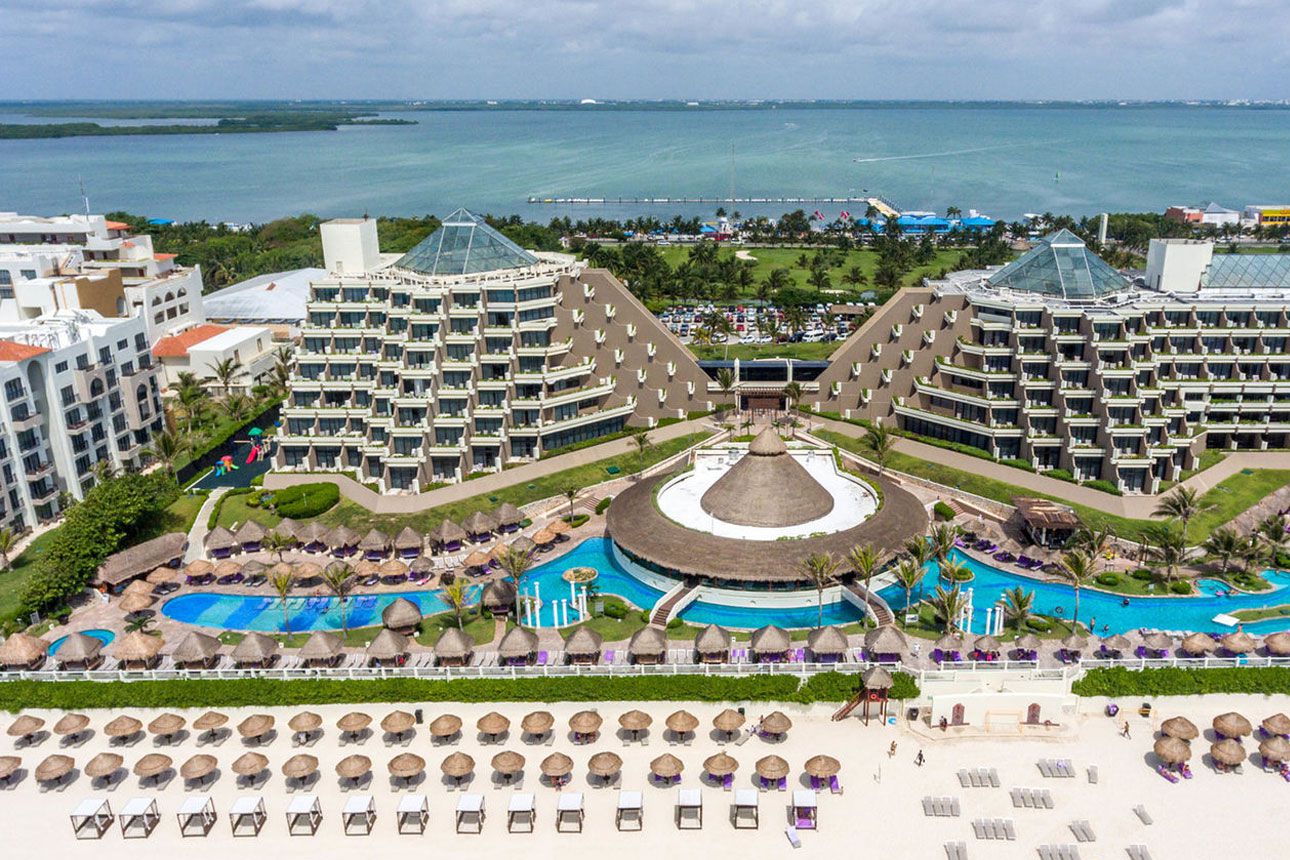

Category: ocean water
[2, 105, 1289, 223]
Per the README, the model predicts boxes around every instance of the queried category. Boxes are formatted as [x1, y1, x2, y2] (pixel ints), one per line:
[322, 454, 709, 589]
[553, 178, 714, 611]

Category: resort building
[811, 231, 1290, 494]
[202, 267, 323, 337]
[276, 210, 713, 492]
[150, 323, 278, 393]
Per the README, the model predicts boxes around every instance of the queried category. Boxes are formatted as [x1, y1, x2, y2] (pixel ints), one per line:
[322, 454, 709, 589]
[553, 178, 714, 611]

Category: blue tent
[147, 218, 175, 226]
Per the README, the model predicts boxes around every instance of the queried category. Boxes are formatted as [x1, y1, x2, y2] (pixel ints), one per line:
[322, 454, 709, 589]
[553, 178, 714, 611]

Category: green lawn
[901, 604, 1085, 641]
[688, 341, 840, 361]
[217, 431, 713, 534]
[1232, 604, 1290, 623]
[816, 428, 1290, 546]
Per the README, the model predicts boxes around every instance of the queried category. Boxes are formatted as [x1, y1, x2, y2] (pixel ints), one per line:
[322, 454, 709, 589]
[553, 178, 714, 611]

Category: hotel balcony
[541, 380, 615, 410]
[538, 401, 634, 434]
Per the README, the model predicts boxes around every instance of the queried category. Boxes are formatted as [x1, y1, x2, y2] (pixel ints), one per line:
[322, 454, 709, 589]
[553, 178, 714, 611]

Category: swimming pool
[873, 550, 1290, 635]
[49, 628, 115, 655]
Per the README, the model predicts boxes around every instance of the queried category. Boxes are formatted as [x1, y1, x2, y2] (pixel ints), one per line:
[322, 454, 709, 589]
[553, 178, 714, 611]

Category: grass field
[216, 431, 712, 534]
[816, 429, 1290, 546]
[688, 341, 840, 361]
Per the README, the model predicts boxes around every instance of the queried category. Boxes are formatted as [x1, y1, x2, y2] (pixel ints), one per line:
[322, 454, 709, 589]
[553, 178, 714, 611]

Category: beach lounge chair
[70, 797, 114, 840]
[1039, 848, 1055, 860]
[455, 794, 485, 833]
[944, 842, 967, 860]
[396, 794, 428, 834]
[972, 820, 986, 840]
[556, 792, 585, 832]
[792, 790, 817, 830]
[829, 774, 842, 794]
[951, 797, 961, 817]
[1128, 845, 1153, 860]
[988, 769, 1000, 787]
[958, 769, 970, 787]
[615, 790, 643, 831]
[1010, 789, 1023, 808]
[285, 794, 321, 837]
[1087, 766, 1097, 784]
[923, 797, 936, 816]
[786, 826, 802, 848]
[1133, 805, 1153, 825]
[675, 788, 702, 829]
[1038, 761, 1053, 777]
[119, 797, 160, 839]
[342, 795, 375, 836]
[733, 788, 759, 828]
[230, 796, 266, 837]
[1003, 820, 1016, 840]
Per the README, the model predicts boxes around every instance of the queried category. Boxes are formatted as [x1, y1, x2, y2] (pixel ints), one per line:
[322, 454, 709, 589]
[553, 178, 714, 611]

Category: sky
[3, 0, 1289, 102]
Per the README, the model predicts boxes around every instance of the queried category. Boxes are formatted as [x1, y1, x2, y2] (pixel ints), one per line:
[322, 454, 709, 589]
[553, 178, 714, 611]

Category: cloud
[1, 0, 1288, 99]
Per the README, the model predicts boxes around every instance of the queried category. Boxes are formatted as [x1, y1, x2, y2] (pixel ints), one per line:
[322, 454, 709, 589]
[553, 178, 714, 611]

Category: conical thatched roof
[699, 429, 833, 527]
[0, 633, 47, 667]
[541, 752, 573, 778]
[180, 754, 218, 781]
[761, 711, 793, 735]
[236, 715, 274, 739]
[548, 518, 572, 535]
[1213, 712, 1253, 738]
[110, 631, 164, 663]
[298, 631, 343, 662]
[750, 625, 790, 654]
[1154, 737, 1192, 765]
[273, 518, 302, 541]
[974, 635, 1002, 653]
[804, 754, 841, 778]
[337, 712, 372, 734]
[510, 535, 537, 554]
[666, 710, 699, 734]
[394, 527, 423, 550]
[327, 525, 359, 548]
[569, 711, 603, 734]
[389, 753, 426, 778]
[427, 519, 467, 545]
[496, 503, 523, 527]
[366, 628, 409, 661]
[1262, 713, 1290, 737]
[464, 550, 492, 568]
[288, 712, 322, 734]
[429, 714, 462, 738]
[565, 626, 604, 656]
[628, 626, 667, 658]
[1014, 633, 1042, 651]
[281, 754, 318, 780]
[0, 756, 19, 781]
[807, 625, 848, 655]
[619, 710, 652, 731]
[1260, 736, 1290, 763]
[205, 526, 237, 551]
[146, 566, 177, 585]
[212, 560, 242, 579]
[231, 752, 268, 776]
[353, 560, 380, 578]
[359, 529, 390, 552]
[235, 520, 267, 544]
[381, 558, 408, 576]
[521, 711, 554, 735]
[694, 623, 732, 654]
[53, 714, 89, 736]
[713, 709, 745, 733]
[434, 628, 474, 661]
[1143, 631, 1174, 651]
[409, 556, 435, 575]
[462, 510, 498, 535]
[1161, 716, 1199, 740]
[54, 632, 103, 664]
[85, 752, 123, 779]
[293, 561, 324, 581]
[231, 632, 278, 664]
[7, 715, 43, 737]
[865, 626, 908, 653]
[491, 751, 525, 774]
[1210, 739, 1246, 767]
[933, 632, 964, 651]
[1220, 631, 1256, 654]
[194, 711, 228, 732]
[171, 631, 221, 664]
[118, 592, 154, 614]
[861, 665, 894, 690]
[1059, 634, 1089, 652]
[123, 579, 154, 597]
[242, 559, 267, 577]
[531, 528, 556, 545]
[497, 626, 538, 659]
[1264, 631, 1290, 656]
[1181, 632, 1217, 655]
[298, 522, 329, 545]
[381, 597, 422, 630]
[477, 712, 510, 735]
[588, 751, 623, 777]
[134, 753, 173, 778]
[34, 754, 74, 782]
[1101, 633, 1132, 652]
[440, 752, 475, 778]
[336, 754, 372, 780]
[185, 559, 214, 576]
[104, 715, 142, 738]
[481, 580, 517, 610]
[703, 752, 738, 776]
[147, 713, 186, 737]
[649, 753, 684, 778]
[754, 754, 789, 780]
[381, 711, 415, 735]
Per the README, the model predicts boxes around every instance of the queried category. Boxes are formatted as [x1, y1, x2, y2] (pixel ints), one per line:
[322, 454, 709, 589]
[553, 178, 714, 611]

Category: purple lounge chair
[829, 775, 842, 794]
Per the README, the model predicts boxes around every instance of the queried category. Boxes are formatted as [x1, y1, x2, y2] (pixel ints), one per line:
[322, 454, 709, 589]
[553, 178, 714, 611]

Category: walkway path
[807, 414, 1290, 519]
[184, 487, 228, 562]
[264, 417, 715, 514]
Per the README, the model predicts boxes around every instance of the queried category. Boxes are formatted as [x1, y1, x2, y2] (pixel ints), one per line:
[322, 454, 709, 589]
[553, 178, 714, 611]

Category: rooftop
[204, 268, 322, 323]
[395, 208, 539, 276]
[151, 323, 230, 358]
[0, 340, 50, 362]
[1201, 253, 1290, 290]
[986, 229, 1129, 301]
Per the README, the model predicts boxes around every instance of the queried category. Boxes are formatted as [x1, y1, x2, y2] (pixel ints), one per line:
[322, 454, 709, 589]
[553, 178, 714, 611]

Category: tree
[715, 367, 737, 415]
[930, 585, 968, 634]
[561, 485, 580, 523]
[208, 357, 245, 397]
[861, 424, 894, 475]
[846, 543, 880, 614]
[1000, 586, 1035, 630]
[270, 569, 294, 634]
[1257, 514, 1290, 565]
[1054, 549, 1094, 628]
[892, 559, 923, 628]
[0, 527, 14, 571]
[1145, 525, 1188, 585]
[630, 429, 652, 475]
[496, 545, 534, 618]
[1153, 486, 1211, 538]
[799, 552, 841, 628]
[928, 523, 957, 564]
[125, 614, 157, 634]
[261, 529, 294, 565]
[222, 392, 252, 422]
[321, 562, 356, 637]
[1202, 527, 1242, 578]
[783, 381, 803, 412]
[143, 429, 186, 476]
[841, 266, 867, 288]
[442, 576, 474, 630]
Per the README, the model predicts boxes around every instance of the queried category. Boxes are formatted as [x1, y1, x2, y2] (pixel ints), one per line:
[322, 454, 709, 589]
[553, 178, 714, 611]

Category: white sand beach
[4, 695, 1290, 859]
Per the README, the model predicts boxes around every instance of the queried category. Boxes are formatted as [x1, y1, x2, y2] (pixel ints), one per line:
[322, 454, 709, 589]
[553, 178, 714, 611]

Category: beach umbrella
[511, 536, 537, 554]
[236, 714, 275, 741]
[293, 561, 324, 581]
[118, 593, 154, 615]
[933, 632, 965, 652]
[521, 711, 554, 736]
[1213, 712, 1253, 739]
[491, 751, 526, 776]
[53, 713, 90, 737]
[1059, 633, 1089, 653]
[388, 753, 425, 780]
[231, 752, 269, 778]
[649, 753, 684, 780]
[353, 560, 380, 579]
[973, 634, 1002, 654]
[703, 752, 739, 777]
[569, 710, 603, 736]
[804, 755, 842, 778]
[589, 752, 623, 780]
[7, 715, 44, 739]
[666, 710, 699, 735]
[0, 756, 19, 782]
[185, 559, 214, 577]
[1181, 632, 1217, 655]
[1220, 631, 1256, 654]
[336, 754, 372, 783]
[477, 711, 510, 738]
[34, 754, 74, 784]
[463, 550, 492, 568]
[755, 755, 790, 780]
[145, 566, 177, 585]
[84, 752, 123, 780]
[1101, 634, 1132, 652]
[1160, 716, 1199, 741]
[440, 752, 475, 780]
[103, 715, 142, 740]
[288, 712, 322, 737]
[1153, 736, 1192, 765]
[180, 754, 218, 783]
[134, 753, 173, 780]
[212, 560, 242, 580]
[193, 711, 229, 734]
[337, 712, 372, 736]
[618, 710, 653, 733]
[381, 710, 416, 737]
[123, 579, 154, 597]
[713, 709, 745, 735]
[1210, 739, 1246, 767]
[1014, 633, 1042, 653]
[531, 528, 556, 546]
[1262, 713, 1290, 737]
[1264, 631, 1290, 656]
[430, 714, 463, 739]
[281, 754, 319, 781]
[549, 518, 572, 535]
[541, 753, 574, 780]
[0, 632, 47, 668]
[1259, 736, 1290, 764]
[1143, 631, 1174, 652]
[248, 427, 263, 437]
[761, 711, 793, 736]
[147, 713, 186, 739]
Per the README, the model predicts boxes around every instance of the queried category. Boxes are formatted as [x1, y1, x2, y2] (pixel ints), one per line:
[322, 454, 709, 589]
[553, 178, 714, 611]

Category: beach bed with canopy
[732, 788, 759, 828]
[119, 796, 160, 838]
[285, 793, 322, 836]
[342, 794, 376, 835]
[397, 794, 429, 834]
[507, 792, 536, 832]
[70, 797, 114, 839]
[675, 787, 702, 829]
[616, 789, 643, 831]
[176, 795, 217, 837]
[229, 795, 267, 836]
[556, 792, 586, 832]
[455, 793, 485, 833]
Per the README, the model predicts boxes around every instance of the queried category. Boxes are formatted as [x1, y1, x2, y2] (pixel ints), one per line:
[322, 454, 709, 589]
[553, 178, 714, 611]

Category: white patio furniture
[676, 787, 702, 829]
[732, 788, 759, 829]
[508, 793, 536, 833]
[556, 792, 584, 832]
[456, 793, 485, 833]
[119, 797, 160, 839]
[70, 797, 113, 840]
[177, 796, 216, 837]
[615, 789, 643, 831]
[230, 796, 266, 837]
[342, 794, 376, 835]
[285, 793, 321, 836]
[396, 794, 428, 834]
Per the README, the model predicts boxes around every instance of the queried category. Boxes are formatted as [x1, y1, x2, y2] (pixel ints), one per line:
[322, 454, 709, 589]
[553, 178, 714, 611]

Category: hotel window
[20, 270, 36, 280]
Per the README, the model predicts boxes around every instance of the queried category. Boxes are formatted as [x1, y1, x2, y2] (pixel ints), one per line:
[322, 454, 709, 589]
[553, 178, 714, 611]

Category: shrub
[666, 617, 684, 630]
[245, 495, 261, 508]
[602, 602, 628, 620]
[1046, 468, 1076, 483]
[1026, 617, 1052, 632]
[595, 497, 613, 515]
[796, 670, 920, 702]
[1082, 479, 1123, 496]
[1000, 458, 1035, 473]
[639, 610, 651, 624]
[562, 513, 590, 528]
[1130, 569, 1155, 581]
[933, 501, 956, 521]
[1073, 666, 1290, 698]
[271, 482, 340, 518]
[1095, 573, 1120, 586]
[250, 474, 265, 487]
[1169, 580, 1192, 595]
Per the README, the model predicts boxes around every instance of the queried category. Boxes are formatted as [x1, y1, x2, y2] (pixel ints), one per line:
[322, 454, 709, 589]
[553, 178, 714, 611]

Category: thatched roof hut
[54, 632, 104, 667]
[1262, 713, 1290, 737]
[171, 631, 221, 667]
[1259, 736, 1290, 764]
[298, 631, 343, 665]
[864, 626, 908, 655]
[521, 711, 554, 736]
[110, 631, 164, 667]
[700, 429, 833, 528]
[750, 625, 790, 658]
[497, 626, 538, 662]
[98, 532, 187, 586]
[540, 753, 573, 778]
[861, 665, 894, 690]
[496, 502, 523, 528]
[1210, 739, 1246, 767]
[427, 519, 467, 547]
[327, 525, 359, 550]
[462, 510, 498, 537]
[298, 522, 329, 547]
[754, 754, 789, 780]
[1264, 631, 1290, 656]
[235, 520, 267, 547]
[806, 625, 848, 657]
[381, 597, 422, 633]
[1213, 712, 1253, 739]
[1181, 632, 1218, 655]
[481, 580, 517, 613]
[564, 627, 604, 661]
[394, 527, 423, 553]
[703, 752, 738, 777]
[694, 623, 732, 660]
[204, 526, 238, 554]
[628, 626, 667, 663]
[230, 632, 279, 667]
[1161, 716, 1199, 740]
[1220, 630, 1256, 655]
[974, 634, 1002, 654]
[366, 629, 409, 665]
[0, 633, 47, 669]
[359, 529, 390, 554]
[1154, 736, 1192, 765]
[434, 628, 474, 666]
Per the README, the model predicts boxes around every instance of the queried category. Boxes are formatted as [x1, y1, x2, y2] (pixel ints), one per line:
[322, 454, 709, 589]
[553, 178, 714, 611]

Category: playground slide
[246, 443, 261, 465]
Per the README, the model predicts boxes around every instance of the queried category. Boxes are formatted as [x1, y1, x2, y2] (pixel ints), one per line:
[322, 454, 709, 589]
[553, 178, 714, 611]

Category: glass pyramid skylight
[395, 208, 539, 276]
[986, 229, 1127, 300]
[1201, 253, 1290, 289]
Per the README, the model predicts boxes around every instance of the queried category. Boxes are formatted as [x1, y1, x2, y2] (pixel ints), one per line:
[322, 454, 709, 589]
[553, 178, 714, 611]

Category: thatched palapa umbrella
[429, 714, 463, 740]
[53, 713, 90, 738]
[1101, 634, 1132, 653]
[1154, 736, 1193, 765]
[974, 634, 1002, 655]
[1210, 739, 1246, 768]
[180, 754, 218, 783]
[619, 710, 653, 735]
[1160, 716, 1199, 741]
[703, 752, 738, 778]
[650, 753, 684, 780]
[521, 711, 554, 738]
[146, 566, 177, 585]
[353, 560, 380, 580]
[282, 754, 319, 781]
[381, 710, 416, 739]
[212, 560, 242, 580]
[510, 535, 537, 555]
[761, 711, 793, 736]
[389, 752, 426, 781]
[1142, 631, 1174, 653]
[541, 752, 573, 781]
[194, 711, 229, 735]
[463, 550, 492, 570]
[134, 753, 173, 780]
[84, 752, 123, 780]
[7, 714, 44, 740]
[531, 528, 556, 547]
[755, 755, 790, 781]
[1214, 712, 1253, 739]
[0, 632, 48, 669]
[185, 559, 215, 577]
[1181, 632, 1218, 655]
[1259, 736, 1290, 765]
[477, 711, 510, 739]
[288, 712, 322, 738]
[933, 632, 965, 653]
[491, 751, 525, 778]
[1262, 713, 1290, 737]
[236, 714, 275, 742]
[804, 755, 842, 778]
[104, 715, 142, 741]
[713, 709, 745, 738]
[123, 579, 154, 597]
[1220, 630, 1256, 655]
[147, 713, 186, 740]
[338, 712, 372, 738]
[440, 752, 475, 781]
[569, 710, 603, 739]
[118, 592, 153, 615]
[666, 710, 699, 736]
[548, 518, 571, 535]
[1059, 633, 1089, 654]
[589, 752, 623, 780]
[379, 559, 409, 580]
[336, 754, 372, 783]
[1264, 631, 1290, 656]
[34, 754, 74, 784]
[293, 561, 324, 581]
[231, 752, 269, 778]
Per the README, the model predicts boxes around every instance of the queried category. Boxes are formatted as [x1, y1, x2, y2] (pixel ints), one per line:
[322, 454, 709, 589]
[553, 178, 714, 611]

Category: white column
[534, 583, 541, 629]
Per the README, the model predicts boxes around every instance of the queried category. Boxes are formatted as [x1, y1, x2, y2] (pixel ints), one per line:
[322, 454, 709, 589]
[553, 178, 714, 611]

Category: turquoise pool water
[49, 628, 115, 655]
[160, 538, 1290, 634]
[874, 550, 1290, 635]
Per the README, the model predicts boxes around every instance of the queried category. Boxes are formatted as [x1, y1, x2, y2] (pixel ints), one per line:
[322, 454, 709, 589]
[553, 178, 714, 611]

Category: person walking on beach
[915, 750, 925, 767]
[889, 740, 898, 758]
[1122, 721, 1131, 739]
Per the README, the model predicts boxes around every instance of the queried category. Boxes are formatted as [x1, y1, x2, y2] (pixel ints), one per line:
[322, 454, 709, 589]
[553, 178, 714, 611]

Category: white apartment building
[151, 323, 278, 393]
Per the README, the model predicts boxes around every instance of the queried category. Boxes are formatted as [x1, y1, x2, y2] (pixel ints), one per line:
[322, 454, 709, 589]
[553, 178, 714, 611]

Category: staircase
[649, 583, 697, 626]
[845, 581, 895, 627]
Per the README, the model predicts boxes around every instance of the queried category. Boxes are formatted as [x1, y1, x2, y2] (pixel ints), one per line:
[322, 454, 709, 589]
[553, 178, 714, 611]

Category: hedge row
[0, 671, 918, 711]
[1073, 666, 1290, 697]
[272, 482, 340, 518]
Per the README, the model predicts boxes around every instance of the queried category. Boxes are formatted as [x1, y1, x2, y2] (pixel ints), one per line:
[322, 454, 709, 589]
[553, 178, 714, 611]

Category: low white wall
[928, 692, 1077, 727]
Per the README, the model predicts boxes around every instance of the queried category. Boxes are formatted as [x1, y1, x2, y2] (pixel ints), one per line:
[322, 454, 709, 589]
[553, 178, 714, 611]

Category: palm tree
[261, 529, 294, 565]
[1257, 514, 1290, 566]
[1202, 527, 1242, 578]
[938, 556, 967, 584]
[782, 381, 803, 413]
[442, 577, 474, 629]
[1146, 526, 1188, 585]
[930, 585, 968, 634]
[269, 569, 294, 635]
[892, 559, 923, 628]
[1241, 533, 1269, 573]
[799, 552, 841, 628]
[630, 429, 652, 475]
[928, 523, 957, 564]
[1054, 549, 1094, 628]
[496, 545, 534, 618]
[125, 615, 157, 635]
[0, 527, 14, 571]
[714, 367, 737, 415]
[561, 485, 579, 524]
[1000, 586, 1035, 631]
[208, 357, 245, 397]
[1153, 486, 1212, 539]
[222, 393, 252, 422]
[321, 563, 356, 638]
[846, 543, 880, 613]
[861, 424, 894, 475]
[143, 429, 186, 475]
